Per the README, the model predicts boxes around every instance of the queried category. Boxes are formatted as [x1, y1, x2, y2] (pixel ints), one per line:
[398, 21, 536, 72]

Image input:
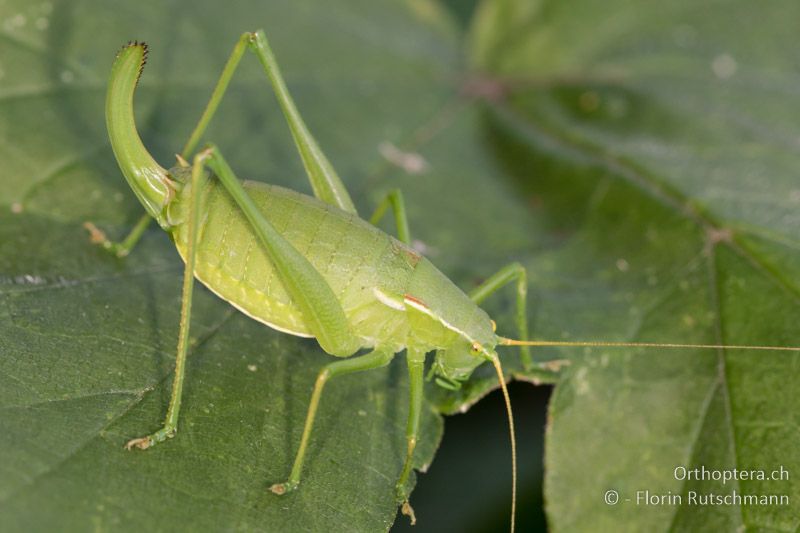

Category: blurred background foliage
[1, 0, 799, 531]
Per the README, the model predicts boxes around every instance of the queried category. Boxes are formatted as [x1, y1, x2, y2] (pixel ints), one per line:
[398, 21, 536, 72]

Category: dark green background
[2, 0, 798, 531]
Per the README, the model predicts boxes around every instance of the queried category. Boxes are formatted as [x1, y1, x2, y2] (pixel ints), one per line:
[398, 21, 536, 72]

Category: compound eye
[470, 342, 482, 354]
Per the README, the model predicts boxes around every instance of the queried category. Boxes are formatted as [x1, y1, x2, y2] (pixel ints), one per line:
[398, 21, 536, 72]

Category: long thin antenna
[497, 337, 800, 352]
[490, 354, 516, 533]
[492, 335, 797, 530]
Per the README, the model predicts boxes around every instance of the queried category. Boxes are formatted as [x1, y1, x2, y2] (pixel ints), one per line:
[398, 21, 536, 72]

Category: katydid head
[430, 340, 495, 388]
[429, 317, 523, 388]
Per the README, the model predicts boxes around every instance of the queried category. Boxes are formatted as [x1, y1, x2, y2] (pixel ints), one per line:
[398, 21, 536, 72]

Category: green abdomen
[173, 180, 420, 348]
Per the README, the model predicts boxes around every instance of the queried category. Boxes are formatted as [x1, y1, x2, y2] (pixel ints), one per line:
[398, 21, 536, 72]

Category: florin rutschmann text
[635, 489, 788, 506]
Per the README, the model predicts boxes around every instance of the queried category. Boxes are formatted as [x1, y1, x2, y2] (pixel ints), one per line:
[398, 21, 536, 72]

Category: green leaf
[470, 0, 800, 531]
[0, 1, 456, 531]
[3, 0, 798, 531]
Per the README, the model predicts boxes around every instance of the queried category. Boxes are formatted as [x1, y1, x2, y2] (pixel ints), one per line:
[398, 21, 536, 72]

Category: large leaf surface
[0, 1, 460, 531]
[2, 0, 799, 532]
[470, 0, 800, 531]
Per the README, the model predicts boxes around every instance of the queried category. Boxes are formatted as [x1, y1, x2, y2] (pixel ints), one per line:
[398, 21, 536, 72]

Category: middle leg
[369, 188, 411, 245]
[270, 347, 396, 494]
[394, 347, 426, 524]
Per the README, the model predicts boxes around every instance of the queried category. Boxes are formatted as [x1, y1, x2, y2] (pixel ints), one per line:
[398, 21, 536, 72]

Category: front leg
[469, 262, 531, 369]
